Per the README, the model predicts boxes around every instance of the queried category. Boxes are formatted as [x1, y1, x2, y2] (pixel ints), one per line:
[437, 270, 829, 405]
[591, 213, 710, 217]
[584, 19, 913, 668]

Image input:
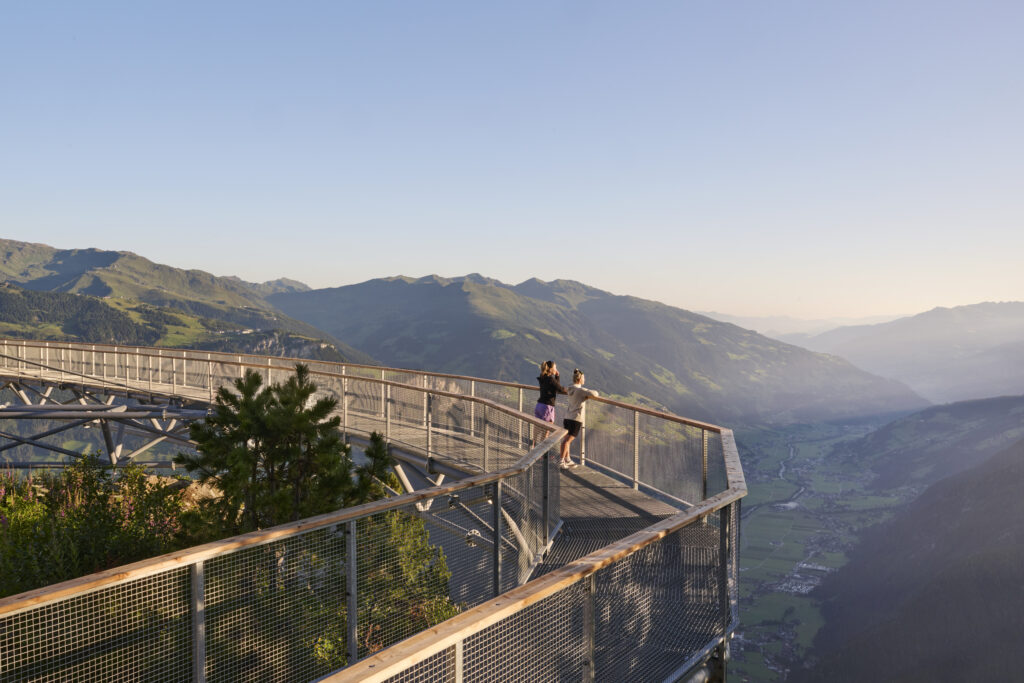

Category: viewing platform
[0, 340, 745, 682]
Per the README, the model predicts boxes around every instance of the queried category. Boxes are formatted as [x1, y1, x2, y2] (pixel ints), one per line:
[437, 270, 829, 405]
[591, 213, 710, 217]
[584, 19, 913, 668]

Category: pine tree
[175, 364, 391, 535]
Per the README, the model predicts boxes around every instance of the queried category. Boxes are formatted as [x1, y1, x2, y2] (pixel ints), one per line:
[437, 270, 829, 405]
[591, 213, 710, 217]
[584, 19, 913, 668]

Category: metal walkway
[0, 340, 744, 683]
[539, 464, 682, 576]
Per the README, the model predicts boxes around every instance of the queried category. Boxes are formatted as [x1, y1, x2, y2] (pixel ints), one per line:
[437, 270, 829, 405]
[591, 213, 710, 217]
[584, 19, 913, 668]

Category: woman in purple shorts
[534, 360, 566, 431]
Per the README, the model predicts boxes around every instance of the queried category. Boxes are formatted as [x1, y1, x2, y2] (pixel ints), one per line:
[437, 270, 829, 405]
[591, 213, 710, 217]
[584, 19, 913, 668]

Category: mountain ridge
[783, 301, 1024, 403]
[270, 274, 928, 425]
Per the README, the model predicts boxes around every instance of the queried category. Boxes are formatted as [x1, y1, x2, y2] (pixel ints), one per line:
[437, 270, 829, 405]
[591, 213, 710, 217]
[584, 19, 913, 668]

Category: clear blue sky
[2, 1, 1021, 318]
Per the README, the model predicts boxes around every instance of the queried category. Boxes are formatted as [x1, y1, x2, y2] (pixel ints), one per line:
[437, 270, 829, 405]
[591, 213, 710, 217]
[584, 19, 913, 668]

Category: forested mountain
[792, 434, 1024, 682]
[269, 275, 928, 424]
[783, 302, 1024, 403]
[0, 240, 372, 363]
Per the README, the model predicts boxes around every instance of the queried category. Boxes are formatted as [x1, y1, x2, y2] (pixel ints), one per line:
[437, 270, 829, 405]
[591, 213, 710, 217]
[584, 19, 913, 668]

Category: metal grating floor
[535, 463, 683, 577]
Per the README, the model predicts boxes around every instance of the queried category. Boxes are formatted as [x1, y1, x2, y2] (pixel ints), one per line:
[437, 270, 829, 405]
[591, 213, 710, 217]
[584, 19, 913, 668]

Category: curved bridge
[0, 340, 746, 683]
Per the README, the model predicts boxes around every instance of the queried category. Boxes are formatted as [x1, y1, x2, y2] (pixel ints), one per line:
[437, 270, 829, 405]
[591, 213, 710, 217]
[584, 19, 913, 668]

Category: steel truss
[348, 432, 544, 584]
[0, 378, 207, 468]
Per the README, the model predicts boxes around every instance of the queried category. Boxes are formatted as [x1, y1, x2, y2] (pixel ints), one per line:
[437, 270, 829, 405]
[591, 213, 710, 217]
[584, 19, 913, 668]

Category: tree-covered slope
[0, 282, 373, 363]
[270, 275, 928, 424]
[0, 239, 374, 363]
[792, 436, 1024, 683]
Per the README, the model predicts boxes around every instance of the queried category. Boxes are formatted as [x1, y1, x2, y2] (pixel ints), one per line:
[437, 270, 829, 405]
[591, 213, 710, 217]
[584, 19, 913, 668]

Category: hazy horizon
[3, 2, 1021, 319]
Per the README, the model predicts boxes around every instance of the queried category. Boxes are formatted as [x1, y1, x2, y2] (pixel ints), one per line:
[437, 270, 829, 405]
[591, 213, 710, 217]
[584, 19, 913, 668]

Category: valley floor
[729, 422, 916, 682]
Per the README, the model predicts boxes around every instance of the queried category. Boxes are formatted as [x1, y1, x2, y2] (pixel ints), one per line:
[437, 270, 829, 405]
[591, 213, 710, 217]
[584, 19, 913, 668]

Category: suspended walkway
[0, 340, 745, 682]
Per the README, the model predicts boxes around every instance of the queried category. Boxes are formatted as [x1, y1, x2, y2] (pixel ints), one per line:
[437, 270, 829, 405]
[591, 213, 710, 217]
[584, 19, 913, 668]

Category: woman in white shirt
[559, 368, 598, 469]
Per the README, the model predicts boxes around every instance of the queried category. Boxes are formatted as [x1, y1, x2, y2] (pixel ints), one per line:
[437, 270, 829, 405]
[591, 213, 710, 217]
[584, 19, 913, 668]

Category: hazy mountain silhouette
[828, 394, 1024, 492]
[792, 430, 1024, 683]
[784, 302, 1024, 403]
[269, 275, 928, 425]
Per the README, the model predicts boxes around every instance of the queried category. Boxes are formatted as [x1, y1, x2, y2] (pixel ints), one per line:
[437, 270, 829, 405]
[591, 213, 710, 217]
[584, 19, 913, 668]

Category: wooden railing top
[0, 338, 728, 432]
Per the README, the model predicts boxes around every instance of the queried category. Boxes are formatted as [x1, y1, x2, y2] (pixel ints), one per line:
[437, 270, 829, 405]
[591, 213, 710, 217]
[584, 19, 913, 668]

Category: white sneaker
[559, 461, 571, 470]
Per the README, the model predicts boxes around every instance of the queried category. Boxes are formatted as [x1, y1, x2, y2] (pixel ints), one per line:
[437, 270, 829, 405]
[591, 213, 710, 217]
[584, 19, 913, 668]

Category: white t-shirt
[565, 384, 599, 421]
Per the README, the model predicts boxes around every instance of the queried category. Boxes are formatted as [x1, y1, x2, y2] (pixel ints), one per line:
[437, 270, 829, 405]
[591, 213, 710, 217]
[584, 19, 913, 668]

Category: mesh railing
[0, 340, 746, 682]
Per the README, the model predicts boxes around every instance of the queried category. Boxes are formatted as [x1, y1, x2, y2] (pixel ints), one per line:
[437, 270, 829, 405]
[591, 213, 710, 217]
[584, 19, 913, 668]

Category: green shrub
[0, 455, 187, 598]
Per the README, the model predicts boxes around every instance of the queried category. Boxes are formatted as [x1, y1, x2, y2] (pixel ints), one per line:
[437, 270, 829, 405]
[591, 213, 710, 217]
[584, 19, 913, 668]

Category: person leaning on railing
[559, 368, 598, 469]
[534, 360, 567, 438]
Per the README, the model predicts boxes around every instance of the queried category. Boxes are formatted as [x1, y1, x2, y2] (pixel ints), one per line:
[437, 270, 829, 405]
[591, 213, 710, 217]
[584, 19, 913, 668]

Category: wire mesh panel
[0, 569, 192, 683]
[352, 502, 469, 661]
[387, 384, 430, 454]
[204, 527, 349, 683]
[471, 382, 521, 413]
[638, 414, 705, 504]
[592, 519, 723, 682]
[382, 645, 456, 683]
[462, 581, 588, 682]
[580, 401, 636, 479]
[426, 395, 477, 468]
[344, 378, 388, 439]
[706, 430, 728, 497]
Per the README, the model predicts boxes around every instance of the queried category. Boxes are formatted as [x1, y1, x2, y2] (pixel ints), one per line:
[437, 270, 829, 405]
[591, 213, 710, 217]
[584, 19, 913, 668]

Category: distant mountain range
[699, 311, 902, 338]
[793, 401, 1024, 682]
[781, 302, 1024, 404]
[0, 238, 930, 425]
[269, 274, 927, 424]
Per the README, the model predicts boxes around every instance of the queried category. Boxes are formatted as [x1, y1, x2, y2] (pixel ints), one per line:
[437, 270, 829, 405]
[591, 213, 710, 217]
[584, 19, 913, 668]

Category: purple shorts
[534, 403, 556, 423]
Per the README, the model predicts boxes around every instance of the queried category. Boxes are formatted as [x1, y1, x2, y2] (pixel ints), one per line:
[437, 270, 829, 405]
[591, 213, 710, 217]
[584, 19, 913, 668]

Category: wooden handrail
[0, 338, 729, 432]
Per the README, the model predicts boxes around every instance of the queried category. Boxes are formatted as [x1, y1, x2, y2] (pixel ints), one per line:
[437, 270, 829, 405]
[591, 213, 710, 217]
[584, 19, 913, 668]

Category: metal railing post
[347, 520, 359, 665]
[470, 380, 476, 437]
[342, 372, 349, 438]
[702, 429, 709, 501]
[580, 404, 587, 466]
[422, 385, 429, 429]
[385, 384, 392, 443]
[633, 410, 640, 490]
[712, 504, 733, 682]
[454, 640, 465, 683]
[482, 406, 490, 471]
[583, 573, 596, 683]
[190, 561, 206, 683]
[426, 394, 433, 456]
[542, 447, 550, 543]
[492, 480, 503, 596]
[517, 387, 524, 449]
